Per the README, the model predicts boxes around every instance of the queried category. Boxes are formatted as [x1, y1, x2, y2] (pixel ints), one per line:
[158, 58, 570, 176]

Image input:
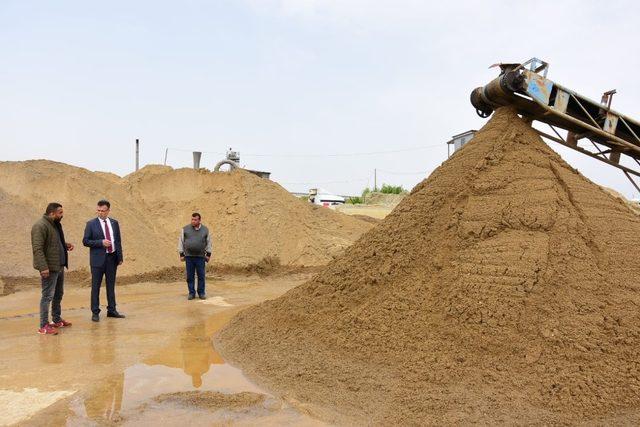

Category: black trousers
[91, 252, 118, 314]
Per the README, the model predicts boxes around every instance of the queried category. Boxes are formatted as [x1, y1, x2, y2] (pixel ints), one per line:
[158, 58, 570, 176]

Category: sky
[2, 0, 640, 197]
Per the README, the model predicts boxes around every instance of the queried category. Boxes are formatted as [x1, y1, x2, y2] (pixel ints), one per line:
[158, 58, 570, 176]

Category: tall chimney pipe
[135, 139, 140, 171]
[193, 151, 202, 169]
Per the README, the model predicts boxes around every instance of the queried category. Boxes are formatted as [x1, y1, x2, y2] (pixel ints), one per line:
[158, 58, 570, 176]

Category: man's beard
[54, 217, 62, 223]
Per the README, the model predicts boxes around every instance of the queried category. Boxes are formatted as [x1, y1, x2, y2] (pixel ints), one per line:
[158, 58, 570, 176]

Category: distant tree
[380, 183, 405, 194]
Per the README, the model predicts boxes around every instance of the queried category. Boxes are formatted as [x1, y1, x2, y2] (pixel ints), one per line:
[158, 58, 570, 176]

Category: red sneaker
[51, 319, 72, 328]
[37, 324, 59, 335]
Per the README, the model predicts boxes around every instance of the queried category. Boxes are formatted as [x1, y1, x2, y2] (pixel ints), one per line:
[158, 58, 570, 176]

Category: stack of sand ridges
[0, 161, 372, 278]
[216, 108, 640, 424]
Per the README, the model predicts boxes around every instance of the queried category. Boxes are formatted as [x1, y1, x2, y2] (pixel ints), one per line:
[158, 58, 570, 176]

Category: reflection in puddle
[81, 374, 124, 421]
[38, 334, 63, 364]
[145, 319, 226, 388]
[68, 317, 325, 426]
[123, 363, 264, 410]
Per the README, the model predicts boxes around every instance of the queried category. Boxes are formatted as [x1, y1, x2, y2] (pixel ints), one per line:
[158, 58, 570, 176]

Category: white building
[308, 188, 346, 208]
[446, 130, 477, 157]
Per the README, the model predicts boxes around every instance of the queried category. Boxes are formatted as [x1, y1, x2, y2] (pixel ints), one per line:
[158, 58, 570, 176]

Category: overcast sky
[3, 0, 640, 197]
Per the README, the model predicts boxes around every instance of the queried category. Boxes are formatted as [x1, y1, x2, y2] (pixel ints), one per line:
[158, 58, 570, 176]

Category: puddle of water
[123, 363, 264, 410]
[67, 363, 324, 426]
[64, 315, 326, 426]
[0, 388, 76, 425]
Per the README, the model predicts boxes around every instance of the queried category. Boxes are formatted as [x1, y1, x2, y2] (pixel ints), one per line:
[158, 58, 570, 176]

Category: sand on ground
[335, 204, 393, 220]
[0, 272, 327, 426]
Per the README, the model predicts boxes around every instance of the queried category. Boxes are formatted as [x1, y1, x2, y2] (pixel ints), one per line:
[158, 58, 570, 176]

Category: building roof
[446, 129, 477, 145]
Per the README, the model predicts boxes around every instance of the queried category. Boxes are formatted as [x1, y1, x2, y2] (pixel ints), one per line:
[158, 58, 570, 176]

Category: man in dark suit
[82, 199, 125, 322]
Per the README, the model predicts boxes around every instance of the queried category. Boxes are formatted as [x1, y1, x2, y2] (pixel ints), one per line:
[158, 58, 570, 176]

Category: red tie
[103, 219, 114, 253]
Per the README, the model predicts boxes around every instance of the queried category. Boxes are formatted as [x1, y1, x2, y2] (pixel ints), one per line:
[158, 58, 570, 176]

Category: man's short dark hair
[45, 202, 63, 215]
[192, 212, 201, 219]
[97, 199, 111, 209]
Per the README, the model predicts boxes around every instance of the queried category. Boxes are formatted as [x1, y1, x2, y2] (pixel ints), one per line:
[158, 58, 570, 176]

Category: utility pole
[163, 148, 169, 166]
[374, 168, 377, 191]
[135, 139, 140, 171]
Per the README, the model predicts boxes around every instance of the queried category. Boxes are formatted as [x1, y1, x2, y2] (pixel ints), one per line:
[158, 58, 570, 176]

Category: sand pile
[124, 166, 369, 267]
[216, 108, 640, 424]
[0, 189, 41, 277]
[0, 161, 175, 277]
[0, 162, 371, 278]
[601, 186, 640, 215]
[364, 191, 406, 207]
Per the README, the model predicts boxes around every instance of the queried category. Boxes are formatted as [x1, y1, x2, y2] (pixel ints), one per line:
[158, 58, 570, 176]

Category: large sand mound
[216, 108, 640, 424]
[0, 160, 173, 277]
[0, 161, 371, 277]
[124, 165, 369, 267]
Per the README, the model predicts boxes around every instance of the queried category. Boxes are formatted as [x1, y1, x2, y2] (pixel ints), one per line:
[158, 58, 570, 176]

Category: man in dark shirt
[178, 213, 212, 300]
[31, 202, 75, 335]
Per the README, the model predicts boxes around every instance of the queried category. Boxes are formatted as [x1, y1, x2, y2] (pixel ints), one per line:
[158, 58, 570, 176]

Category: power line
[242, 144, 444, 158]
[279, 177, 370, 185]
[165, 147, 225, 155]
[163, 144, 444, 159]
[376, 169, 428, 176]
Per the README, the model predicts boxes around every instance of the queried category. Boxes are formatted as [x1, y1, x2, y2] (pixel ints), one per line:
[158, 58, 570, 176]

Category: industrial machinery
[471, 58, 640, 191]
[214, 148, 241, 172]
[213, 148, 272, 179]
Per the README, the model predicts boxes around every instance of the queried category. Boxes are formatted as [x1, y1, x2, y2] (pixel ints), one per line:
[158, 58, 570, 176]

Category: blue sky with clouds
[3, 0, 640, 196]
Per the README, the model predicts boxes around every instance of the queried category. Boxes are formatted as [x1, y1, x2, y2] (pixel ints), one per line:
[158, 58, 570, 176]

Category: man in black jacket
[83, 199, 125, 322]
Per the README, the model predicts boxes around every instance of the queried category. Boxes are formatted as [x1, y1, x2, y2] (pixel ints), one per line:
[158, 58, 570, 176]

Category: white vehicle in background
[308, 188, 345, 209]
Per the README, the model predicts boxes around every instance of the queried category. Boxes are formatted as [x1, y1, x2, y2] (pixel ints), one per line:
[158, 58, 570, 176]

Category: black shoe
[92, 314, 99, 322]
[199, 294, 206, 300]
[188, 294, 195, 300]
[107, 311, 125, 318]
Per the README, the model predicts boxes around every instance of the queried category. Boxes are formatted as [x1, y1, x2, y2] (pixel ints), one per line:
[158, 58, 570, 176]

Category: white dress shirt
[99, 217, 115, 254]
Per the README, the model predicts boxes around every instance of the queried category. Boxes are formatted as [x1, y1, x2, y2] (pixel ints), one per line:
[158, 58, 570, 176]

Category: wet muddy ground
[0, 272, 325, 426]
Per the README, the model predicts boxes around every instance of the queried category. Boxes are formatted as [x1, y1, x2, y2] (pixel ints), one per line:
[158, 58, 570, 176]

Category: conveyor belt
[471, 58, 640, 190]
